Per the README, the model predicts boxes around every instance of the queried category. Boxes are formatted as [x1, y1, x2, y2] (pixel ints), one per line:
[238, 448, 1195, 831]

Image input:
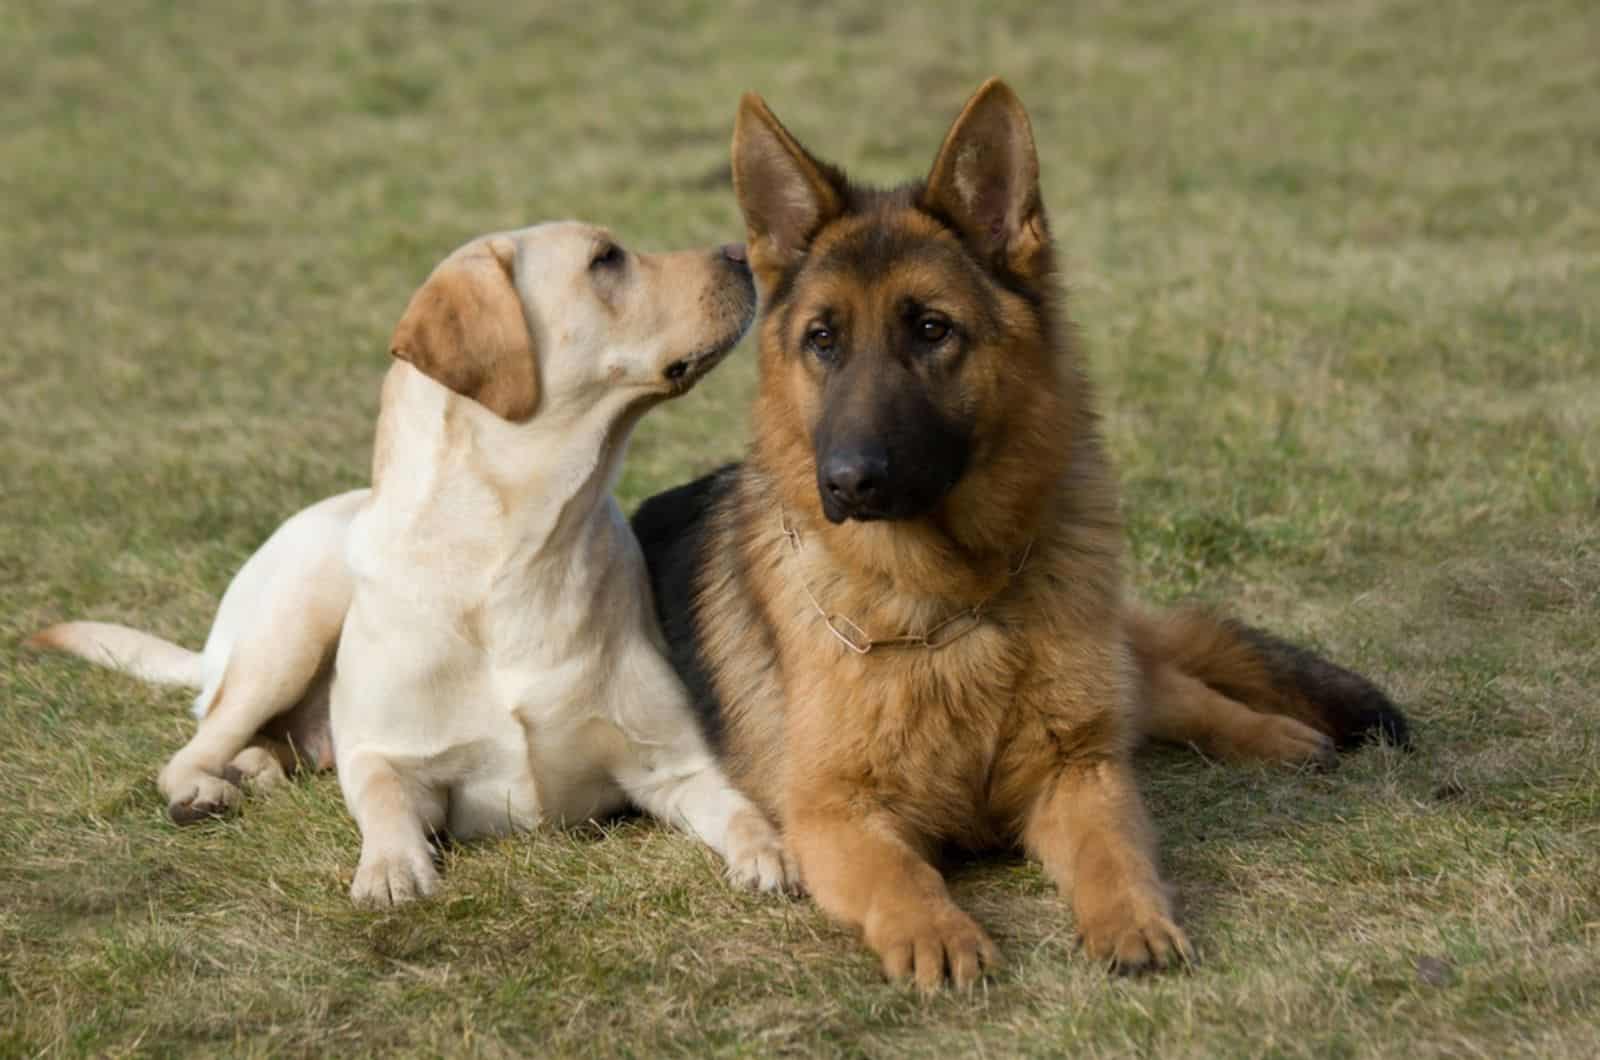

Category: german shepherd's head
[733, 79, 1077, 558]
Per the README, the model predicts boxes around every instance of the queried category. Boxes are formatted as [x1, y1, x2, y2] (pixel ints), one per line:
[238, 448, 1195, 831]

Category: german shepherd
[633, 79, 1407, 989]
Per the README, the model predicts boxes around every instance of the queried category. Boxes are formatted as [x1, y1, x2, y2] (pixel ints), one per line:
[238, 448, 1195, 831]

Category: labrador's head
[389, 222, 756, 421]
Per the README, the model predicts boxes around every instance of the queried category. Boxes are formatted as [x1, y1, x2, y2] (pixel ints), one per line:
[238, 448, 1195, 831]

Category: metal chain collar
[778, 508, 1033, 655]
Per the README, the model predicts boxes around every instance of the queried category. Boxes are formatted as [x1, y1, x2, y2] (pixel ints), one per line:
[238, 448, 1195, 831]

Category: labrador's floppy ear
[922, 78, 1049, 281]
[732, 92, 846, 273]
[389, 241, 540, 421]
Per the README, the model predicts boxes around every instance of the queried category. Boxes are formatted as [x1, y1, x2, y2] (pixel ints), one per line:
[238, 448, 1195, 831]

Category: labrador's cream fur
[30, 222, 794, 906]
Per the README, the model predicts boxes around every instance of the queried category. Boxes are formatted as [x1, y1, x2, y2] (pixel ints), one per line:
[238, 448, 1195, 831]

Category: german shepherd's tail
[1128, 606, 1410, 753]
[24, 621, 206, 689]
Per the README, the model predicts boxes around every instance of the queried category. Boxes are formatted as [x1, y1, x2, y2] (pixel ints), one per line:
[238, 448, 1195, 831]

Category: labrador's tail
[25, 621, 205, 689]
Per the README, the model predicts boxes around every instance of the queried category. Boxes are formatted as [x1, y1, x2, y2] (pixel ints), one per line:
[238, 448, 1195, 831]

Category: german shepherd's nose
[820, 446, 889, 521]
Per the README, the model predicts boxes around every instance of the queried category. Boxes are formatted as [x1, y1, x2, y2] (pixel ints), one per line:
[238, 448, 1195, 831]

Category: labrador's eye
[590, 243, 624, 270]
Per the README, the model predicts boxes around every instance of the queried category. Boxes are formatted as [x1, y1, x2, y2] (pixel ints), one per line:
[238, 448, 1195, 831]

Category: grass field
[3, 0, 1597, 1055]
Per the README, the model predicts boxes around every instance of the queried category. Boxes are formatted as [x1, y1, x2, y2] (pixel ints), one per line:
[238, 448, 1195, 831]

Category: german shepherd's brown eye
[590, 242, 624, 270]
[916, 315, 951, 344]
[805, 326, 837, 362]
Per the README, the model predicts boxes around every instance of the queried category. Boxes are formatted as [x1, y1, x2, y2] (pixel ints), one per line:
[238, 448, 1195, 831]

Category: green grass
[3, 0, 1597, 1055]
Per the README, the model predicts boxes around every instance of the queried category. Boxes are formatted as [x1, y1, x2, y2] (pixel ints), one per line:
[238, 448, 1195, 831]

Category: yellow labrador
[29, 222, 794, 906]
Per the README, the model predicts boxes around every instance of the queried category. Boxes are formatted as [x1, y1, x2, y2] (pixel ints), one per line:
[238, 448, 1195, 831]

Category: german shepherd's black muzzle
[813, 358, 972, 524]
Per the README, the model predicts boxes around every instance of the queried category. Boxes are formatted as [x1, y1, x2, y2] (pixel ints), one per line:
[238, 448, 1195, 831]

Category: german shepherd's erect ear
[389, 239, 541, 422]
[922, 78, 1050, 282]
[731, 93, 846, 277]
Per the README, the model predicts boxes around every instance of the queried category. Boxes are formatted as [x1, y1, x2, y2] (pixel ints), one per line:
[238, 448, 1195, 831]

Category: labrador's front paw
[350, 843, 439, 909]
[723, 806, 801, 894]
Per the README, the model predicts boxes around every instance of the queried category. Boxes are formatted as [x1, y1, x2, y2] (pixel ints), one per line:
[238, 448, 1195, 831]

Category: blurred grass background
[2, 0, 1596, 1055]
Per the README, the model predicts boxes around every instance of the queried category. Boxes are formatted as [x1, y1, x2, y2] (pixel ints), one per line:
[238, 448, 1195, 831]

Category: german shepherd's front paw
[866, 901, 1002, 992]
[1076, 889, 1193, 974]
[723, 806, 802, 894]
